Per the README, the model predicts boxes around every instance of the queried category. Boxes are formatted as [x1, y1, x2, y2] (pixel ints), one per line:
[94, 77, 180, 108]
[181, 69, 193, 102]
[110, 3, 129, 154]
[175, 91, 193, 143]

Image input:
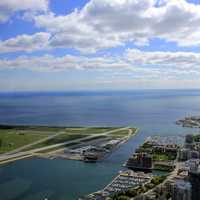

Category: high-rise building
[185, 135, 194, 150]
[179, 148, 190, 161]
[185, 135, 194, 144]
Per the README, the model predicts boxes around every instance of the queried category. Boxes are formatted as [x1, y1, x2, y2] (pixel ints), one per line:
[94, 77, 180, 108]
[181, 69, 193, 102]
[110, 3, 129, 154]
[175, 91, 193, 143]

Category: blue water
[0, 90, 200, 200]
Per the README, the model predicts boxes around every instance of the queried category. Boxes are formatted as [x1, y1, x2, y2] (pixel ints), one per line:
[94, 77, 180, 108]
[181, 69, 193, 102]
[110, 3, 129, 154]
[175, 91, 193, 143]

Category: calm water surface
[0, 90, 200, 200]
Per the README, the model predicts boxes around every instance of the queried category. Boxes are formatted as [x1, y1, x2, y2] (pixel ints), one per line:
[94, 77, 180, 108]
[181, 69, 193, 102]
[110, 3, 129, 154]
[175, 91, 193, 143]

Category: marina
[84, 171, 152, 199]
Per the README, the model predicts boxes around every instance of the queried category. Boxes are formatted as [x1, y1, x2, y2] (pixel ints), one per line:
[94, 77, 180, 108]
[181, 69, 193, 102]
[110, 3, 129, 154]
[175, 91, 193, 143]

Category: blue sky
[1, 0, 200, 91]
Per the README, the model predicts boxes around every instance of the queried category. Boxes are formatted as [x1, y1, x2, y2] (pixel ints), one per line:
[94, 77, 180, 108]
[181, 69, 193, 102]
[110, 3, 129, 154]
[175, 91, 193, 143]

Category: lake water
[0, 90, 200, 200]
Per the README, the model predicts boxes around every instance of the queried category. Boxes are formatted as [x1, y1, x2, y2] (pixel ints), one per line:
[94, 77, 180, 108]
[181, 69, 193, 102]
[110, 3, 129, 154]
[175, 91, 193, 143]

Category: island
[0, 125, 138, 165]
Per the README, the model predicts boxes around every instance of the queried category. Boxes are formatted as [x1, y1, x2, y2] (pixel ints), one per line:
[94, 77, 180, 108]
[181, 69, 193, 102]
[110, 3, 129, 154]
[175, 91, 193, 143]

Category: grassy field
[0, 129, 55, 153]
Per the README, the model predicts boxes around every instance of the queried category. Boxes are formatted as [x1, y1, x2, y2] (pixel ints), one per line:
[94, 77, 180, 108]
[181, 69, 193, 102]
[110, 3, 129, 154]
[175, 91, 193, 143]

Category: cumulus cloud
[0, 0, 48, 23]
[35, 12, 123, 53]
[2, 0, 200, 53]
[0, 32, 51, 53]
[29, 0, 200, 52]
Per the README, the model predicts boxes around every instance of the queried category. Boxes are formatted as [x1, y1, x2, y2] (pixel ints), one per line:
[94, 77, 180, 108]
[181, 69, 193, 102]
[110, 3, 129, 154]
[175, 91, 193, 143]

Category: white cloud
[0, 32, 51, 53]
[0, 0, 48, 23]
[31, 0, 200, 52]
[125, 48, 200, 71]
[0, 54, 129, 72]
[1, 49, 200, 82]
[2, 0, 200, 53]
[34, 11, 123, 53]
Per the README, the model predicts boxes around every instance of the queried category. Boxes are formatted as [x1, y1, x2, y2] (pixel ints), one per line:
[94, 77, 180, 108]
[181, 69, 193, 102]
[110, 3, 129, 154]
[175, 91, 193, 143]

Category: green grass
[0, 129, 53, 153]
[153, 153, 176, 161]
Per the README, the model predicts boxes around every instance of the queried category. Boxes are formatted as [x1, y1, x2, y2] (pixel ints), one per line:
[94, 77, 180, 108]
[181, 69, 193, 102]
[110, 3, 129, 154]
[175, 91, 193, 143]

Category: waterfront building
[179, 148, 190, 161]
[185, 134, 194, 150]
[126, 153, 152, 171]
[185, 135, 194, 144]
[171, 180, 191, 200]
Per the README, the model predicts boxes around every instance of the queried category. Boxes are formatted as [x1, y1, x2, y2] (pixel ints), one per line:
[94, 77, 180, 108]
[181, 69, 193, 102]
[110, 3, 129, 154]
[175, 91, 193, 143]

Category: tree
[117, 196, 130, 200]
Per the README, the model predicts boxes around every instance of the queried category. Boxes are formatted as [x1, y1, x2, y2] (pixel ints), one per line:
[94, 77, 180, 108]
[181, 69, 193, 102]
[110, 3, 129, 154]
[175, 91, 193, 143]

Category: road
[0, 127, 130, 164]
